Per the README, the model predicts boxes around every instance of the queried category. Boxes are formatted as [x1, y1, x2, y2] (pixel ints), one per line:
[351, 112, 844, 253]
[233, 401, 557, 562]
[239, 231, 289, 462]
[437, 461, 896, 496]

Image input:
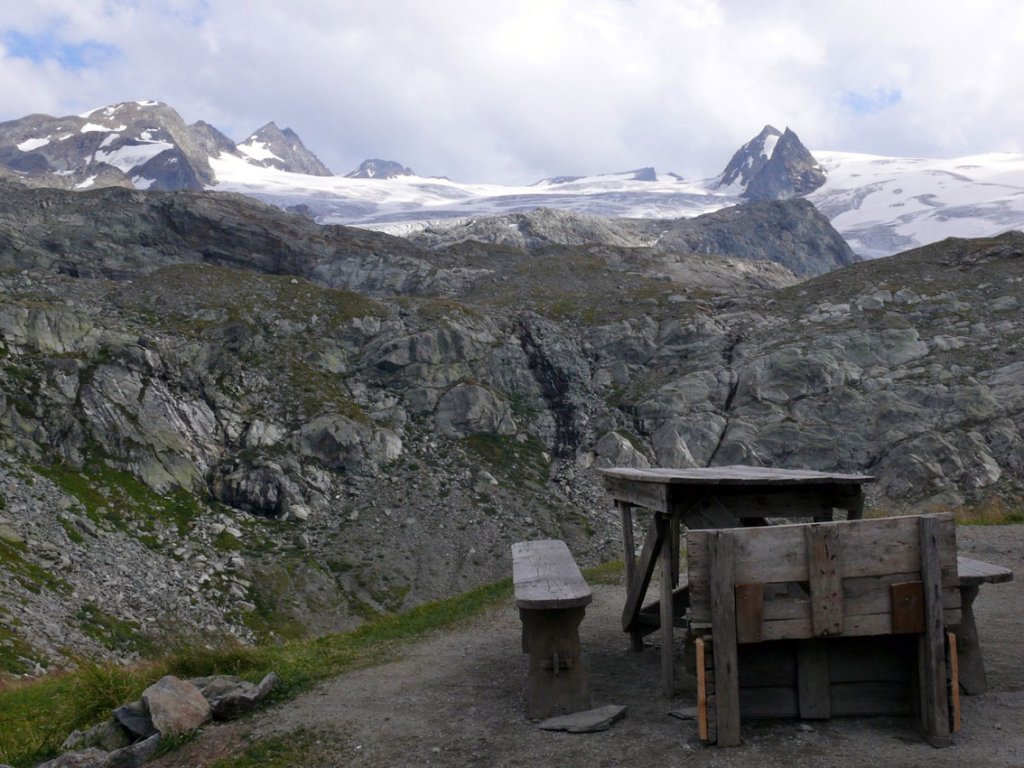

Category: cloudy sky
[2, 0, 1023, 184]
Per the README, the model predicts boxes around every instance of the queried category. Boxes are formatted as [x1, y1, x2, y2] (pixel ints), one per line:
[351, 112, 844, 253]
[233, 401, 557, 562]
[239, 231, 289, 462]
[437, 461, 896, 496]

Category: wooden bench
[511, 539, 592, 719]
[687, 514, 962, 747]
[955, 555, 1014, 694]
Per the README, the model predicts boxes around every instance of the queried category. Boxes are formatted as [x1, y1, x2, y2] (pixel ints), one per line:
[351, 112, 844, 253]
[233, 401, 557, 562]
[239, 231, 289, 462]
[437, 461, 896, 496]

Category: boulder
[191, 671, 280, 720]
[434, 384, 516, 437]
[594, 431, 649, 468]
[141, 676, 211, 737]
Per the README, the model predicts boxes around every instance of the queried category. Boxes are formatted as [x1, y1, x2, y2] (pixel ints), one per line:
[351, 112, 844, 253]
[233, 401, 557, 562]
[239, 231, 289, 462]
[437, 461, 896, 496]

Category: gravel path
[152, 525, 1024, 768]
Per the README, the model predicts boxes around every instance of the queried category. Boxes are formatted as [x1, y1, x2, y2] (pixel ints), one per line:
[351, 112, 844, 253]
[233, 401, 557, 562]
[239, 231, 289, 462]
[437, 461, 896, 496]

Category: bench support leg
[520, 607, 590, 719]
[954, 585, 986, 695]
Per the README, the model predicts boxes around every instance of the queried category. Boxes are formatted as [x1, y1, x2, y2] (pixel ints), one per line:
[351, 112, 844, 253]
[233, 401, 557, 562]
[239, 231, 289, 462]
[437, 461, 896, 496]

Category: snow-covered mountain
[2, 102, 1023, 259]
[237, 121, 332, 176]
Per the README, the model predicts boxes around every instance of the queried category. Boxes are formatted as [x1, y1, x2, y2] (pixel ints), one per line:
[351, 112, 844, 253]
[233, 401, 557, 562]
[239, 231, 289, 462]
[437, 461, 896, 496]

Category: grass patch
[582, 559, 625, 586]
[34, 460, 205, 535]
[462, 433, 551, 487]
[75, 604, 155, 657]
[0, 576, 512, 767]
[0, 540, 69, 595]
[955, 496, 1024, 525]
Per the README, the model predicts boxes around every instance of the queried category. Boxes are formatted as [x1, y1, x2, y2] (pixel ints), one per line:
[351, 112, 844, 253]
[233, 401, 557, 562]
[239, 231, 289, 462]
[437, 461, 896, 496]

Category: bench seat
[511, 539, 592, 719]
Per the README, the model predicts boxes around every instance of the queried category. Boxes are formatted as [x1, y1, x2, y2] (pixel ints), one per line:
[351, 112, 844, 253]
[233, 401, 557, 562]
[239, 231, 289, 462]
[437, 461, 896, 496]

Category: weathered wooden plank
[603, 475, 669, 512]
[622, 515, 665, 632]
[891, 581, 925, 634]
[696, 636, 709, 741]
[512, 540, 592, 609]
[709, 531, 741, 747]
[918, 515, 952, 747]
[956, 555, 1013, 586]
[734, 584, 765, 644]
[798, 640, 831, 719]
[687, 514, 957, 588]
[599, 465, 874, 486]
[948, 632, 961, 733]
[806, 524, 844, 636]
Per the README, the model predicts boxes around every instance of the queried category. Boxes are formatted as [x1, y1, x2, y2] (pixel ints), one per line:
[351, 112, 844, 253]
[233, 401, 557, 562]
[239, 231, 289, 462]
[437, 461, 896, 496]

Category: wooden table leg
[954, 585, 986, 695]
[660, 514, 675, 697]
[618, 501, 644, 651]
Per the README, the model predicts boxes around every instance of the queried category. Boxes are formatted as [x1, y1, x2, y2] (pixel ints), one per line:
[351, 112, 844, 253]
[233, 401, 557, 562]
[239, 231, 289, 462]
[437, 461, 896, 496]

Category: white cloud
[1, 0, 1023, 182]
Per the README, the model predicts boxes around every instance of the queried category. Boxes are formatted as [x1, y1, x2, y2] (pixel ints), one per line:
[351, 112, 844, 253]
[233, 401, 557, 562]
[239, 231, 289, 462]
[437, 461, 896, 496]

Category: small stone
[0, 523, 24, 545]
[538, 704, 627, 733]
[112, 700, 156, 739]
[105, 733, 161, 768]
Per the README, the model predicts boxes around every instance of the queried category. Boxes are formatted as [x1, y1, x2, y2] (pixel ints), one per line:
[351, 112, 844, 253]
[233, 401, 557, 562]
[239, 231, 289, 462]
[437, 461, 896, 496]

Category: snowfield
[209, 149, 1024, 259]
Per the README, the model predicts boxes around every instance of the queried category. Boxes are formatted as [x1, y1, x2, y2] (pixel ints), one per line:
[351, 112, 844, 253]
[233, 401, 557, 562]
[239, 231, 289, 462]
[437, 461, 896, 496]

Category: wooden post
[709, 531, 741, 746]
[617, 501, 644, 651]
[660, 514, 675, 698]
[918, 515, 952, 747]
[521, 607, 590, 719]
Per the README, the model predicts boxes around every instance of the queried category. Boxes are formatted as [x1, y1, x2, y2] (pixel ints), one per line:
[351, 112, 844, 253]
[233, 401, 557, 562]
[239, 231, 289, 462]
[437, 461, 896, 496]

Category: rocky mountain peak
[716, 124, 783, 190]
[744, 127, 826, 201]
[237, 122, 332, 176]
[716, 125, 826, 202]
[344, 158, 416, 179]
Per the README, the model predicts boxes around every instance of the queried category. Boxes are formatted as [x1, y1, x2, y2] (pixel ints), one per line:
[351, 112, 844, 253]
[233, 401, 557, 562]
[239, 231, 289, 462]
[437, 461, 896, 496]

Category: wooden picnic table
[600, 465, 875, 697]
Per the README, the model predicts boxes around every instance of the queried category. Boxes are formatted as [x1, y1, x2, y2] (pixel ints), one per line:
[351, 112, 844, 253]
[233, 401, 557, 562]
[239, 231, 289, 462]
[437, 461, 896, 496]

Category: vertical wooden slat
[734, 584, 764, 644]
[670, 511, 681, 586]
[919, 515, 952, 747]
[805, 524, 844, 636]
[709, 531, 741, 746]
[947, 632, 961, 733]
[660, 514, 675, 698]
[696, 636, 708, 741]
[797, 639, 831, 719]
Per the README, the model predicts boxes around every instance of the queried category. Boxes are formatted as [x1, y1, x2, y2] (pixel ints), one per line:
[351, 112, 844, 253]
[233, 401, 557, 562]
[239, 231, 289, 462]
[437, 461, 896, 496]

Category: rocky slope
[0, 181, 1021, 676]
[236, 122, 332, 176]
[408, 199, 858, 276]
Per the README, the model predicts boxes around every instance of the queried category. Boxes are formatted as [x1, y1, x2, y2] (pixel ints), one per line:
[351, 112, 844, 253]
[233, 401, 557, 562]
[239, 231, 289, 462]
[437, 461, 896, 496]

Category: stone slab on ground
[537, 704, 627, 733]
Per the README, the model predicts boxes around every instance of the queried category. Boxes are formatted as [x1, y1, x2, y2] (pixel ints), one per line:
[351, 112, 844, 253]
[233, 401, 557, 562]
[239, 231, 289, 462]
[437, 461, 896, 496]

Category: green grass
[0, 576, 514, 767]
[0, 540, 69, 596]
[462, 433, 551, 487]
[75, 604, 155, 657]
[34, 460, 205, 536]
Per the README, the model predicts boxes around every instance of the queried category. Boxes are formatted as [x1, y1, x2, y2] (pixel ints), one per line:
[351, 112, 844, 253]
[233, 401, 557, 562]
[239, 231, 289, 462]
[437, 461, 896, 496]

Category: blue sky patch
[842, 87, 902, 115]
[2, 27, 119, 70]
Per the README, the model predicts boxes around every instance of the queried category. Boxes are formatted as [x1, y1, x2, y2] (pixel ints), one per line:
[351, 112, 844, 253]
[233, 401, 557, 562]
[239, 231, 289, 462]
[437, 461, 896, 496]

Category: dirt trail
[152, 525, 1024, 768]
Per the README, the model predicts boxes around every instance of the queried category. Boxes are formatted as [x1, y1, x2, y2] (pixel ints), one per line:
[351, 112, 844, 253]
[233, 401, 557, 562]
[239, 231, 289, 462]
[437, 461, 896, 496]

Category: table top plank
[957, 555, 1014, 586]
[600, 465, 874, 486]
[512, 539, 592, 610]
